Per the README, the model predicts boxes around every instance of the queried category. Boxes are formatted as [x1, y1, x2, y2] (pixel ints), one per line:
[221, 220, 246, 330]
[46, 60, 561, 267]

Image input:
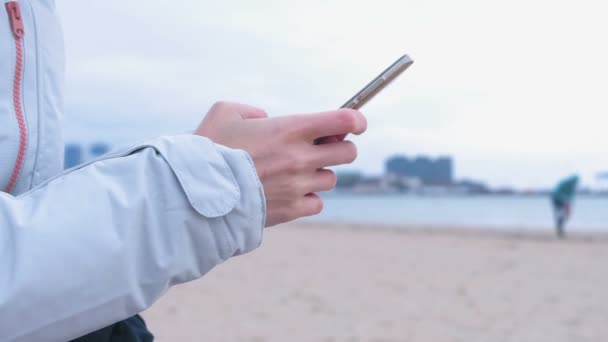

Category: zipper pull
[5, 1, 25, 39]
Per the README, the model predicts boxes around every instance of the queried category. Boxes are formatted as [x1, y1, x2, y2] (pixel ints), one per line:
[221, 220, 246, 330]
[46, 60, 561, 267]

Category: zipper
[4, 1, 27, 194]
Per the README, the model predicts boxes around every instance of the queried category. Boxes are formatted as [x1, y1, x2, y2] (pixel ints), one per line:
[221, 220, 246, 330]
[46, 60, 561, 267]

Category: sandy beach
[143, 222, 608, 342]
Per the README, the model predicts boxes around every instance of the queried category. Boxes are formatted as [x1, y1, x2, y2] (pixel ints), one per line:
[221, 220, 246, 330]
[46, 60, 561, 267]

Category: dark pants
[552, 199, 570, 238]
[70, 315, 153, 342]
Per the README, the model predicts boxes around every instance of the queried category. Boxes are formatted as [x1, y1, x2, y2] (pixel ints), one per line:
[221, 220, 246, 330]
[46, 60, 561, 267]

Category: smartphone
[315, 54, 414, 144]
[342, 54, 414, 110]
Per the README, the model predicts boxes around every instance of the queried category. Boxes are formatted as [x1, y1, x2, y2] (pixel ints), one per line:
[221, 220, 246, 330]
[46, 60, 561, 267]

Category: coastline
[144, 221, 608, 341]
[298, 221, 608, 241]
[307, 195, 608, 232]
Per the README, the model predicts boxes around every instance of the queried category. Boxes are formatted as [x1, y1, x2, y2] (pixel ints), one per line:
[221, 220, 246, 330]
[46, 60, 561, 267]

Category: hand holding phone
[315, 54, 413, 144]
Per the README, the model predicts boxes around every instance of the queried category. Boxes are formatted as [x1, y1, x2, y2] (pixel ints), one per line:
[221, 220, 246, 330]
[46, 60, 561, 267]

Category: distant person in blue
[551, 175, 579, 238]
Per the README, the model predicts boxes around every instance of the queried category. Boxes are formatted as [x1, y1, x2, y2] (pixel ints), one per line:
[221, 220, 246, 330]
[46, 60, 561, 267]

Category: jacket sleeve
[0, 134, 266, 342]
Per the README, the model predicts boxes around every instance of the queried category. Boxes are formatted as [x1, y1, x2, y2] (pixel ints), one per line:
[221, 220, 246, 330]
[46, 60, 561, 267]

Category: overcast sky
[57, 0, 608, 189]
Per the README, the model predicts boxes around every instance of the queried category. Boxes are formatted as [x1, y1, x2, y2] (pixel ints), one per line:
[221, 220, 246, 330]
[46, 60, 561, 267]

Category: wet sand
[143, 222, 608, 342]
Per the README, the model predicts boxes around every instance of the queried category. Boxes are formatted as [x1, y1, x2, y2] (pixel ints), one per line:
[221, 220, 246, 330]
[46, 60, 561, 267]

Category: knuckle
[212, 101, 229, 110]
[282, 182, 295, 196]
[209, 101, 233, 116]
[281, 174, 308, 196]
[211, 100, 241, 113]
[273, 118, 297, 142]
[288, 155, 307, 174]
[282, 122, 300, 138]
[287, 179, 304, 196]
[283, 155, 298, 174]
[268, 121, 284, 140]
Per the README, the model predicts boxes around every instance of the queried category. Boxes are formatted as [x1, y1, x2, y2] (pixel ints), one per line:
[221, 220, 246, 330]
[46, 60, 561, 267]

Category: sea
[304, 194, 608, 233]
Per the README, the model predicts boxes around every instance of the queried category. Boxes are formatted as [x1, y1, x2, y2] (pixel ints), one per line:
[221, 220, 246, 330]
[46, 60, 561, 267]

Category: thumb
[207, 101, 268, 121]
[239, 106, 268, 119]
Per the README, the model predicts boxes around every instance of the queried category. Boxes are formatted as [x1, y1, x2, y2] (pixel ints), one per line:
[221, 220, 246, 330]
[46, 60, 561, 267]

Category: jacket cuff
[57, 134, 267, 256]
[149, 135, 266, 255]
[213, 143, 266, 255]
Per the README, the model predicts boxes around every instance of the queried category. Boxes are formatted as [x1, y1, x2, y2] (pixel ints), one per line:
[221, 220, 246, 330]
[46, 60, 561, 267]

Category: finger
[290, 108, 367, 140]
[264, 199, 293, 227]
[307, 140, 358, 168]
[306, 169, 337, 193]
[298, 193, 324, 217]
[265, 194, 324, 227]
[266, 169, 336, 198]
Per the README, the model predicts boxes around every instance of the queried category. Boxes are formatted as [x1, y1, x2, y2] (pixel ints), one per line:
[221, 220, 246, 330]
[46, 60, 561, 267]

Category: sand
[143, 222, 608, 342]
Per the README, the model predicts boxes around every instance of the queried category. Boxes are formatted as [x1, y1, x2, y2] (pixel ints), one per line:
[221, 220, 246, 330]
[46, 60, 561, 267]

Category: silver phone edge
[341, 54, 414, 110]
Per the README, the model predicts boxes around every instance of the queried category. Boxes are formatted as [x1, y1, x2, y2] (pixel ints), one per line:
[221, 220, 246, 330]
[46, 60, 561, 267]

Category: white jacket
[0, 1, 266, 341]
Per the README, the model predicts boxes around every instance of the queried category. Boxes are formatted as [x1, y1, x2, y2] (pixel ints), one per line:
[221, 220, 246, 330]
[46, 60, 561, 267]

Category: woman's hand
[195, 101, 366, 227]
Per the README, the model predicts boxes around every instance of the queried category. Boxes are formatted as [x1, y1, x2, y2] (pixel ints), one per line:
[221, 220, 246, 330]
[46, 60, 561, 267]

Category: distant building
[90, 142, 110, 157]
[385, 155, 453, 185]
[453, 179, 490, 194]
[384, 173, 423, 192]
[336, 171, 364, 188]
[64, 144, 83, 169]
[351, 176, 394, 193]
[64, 142, 112, 169]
